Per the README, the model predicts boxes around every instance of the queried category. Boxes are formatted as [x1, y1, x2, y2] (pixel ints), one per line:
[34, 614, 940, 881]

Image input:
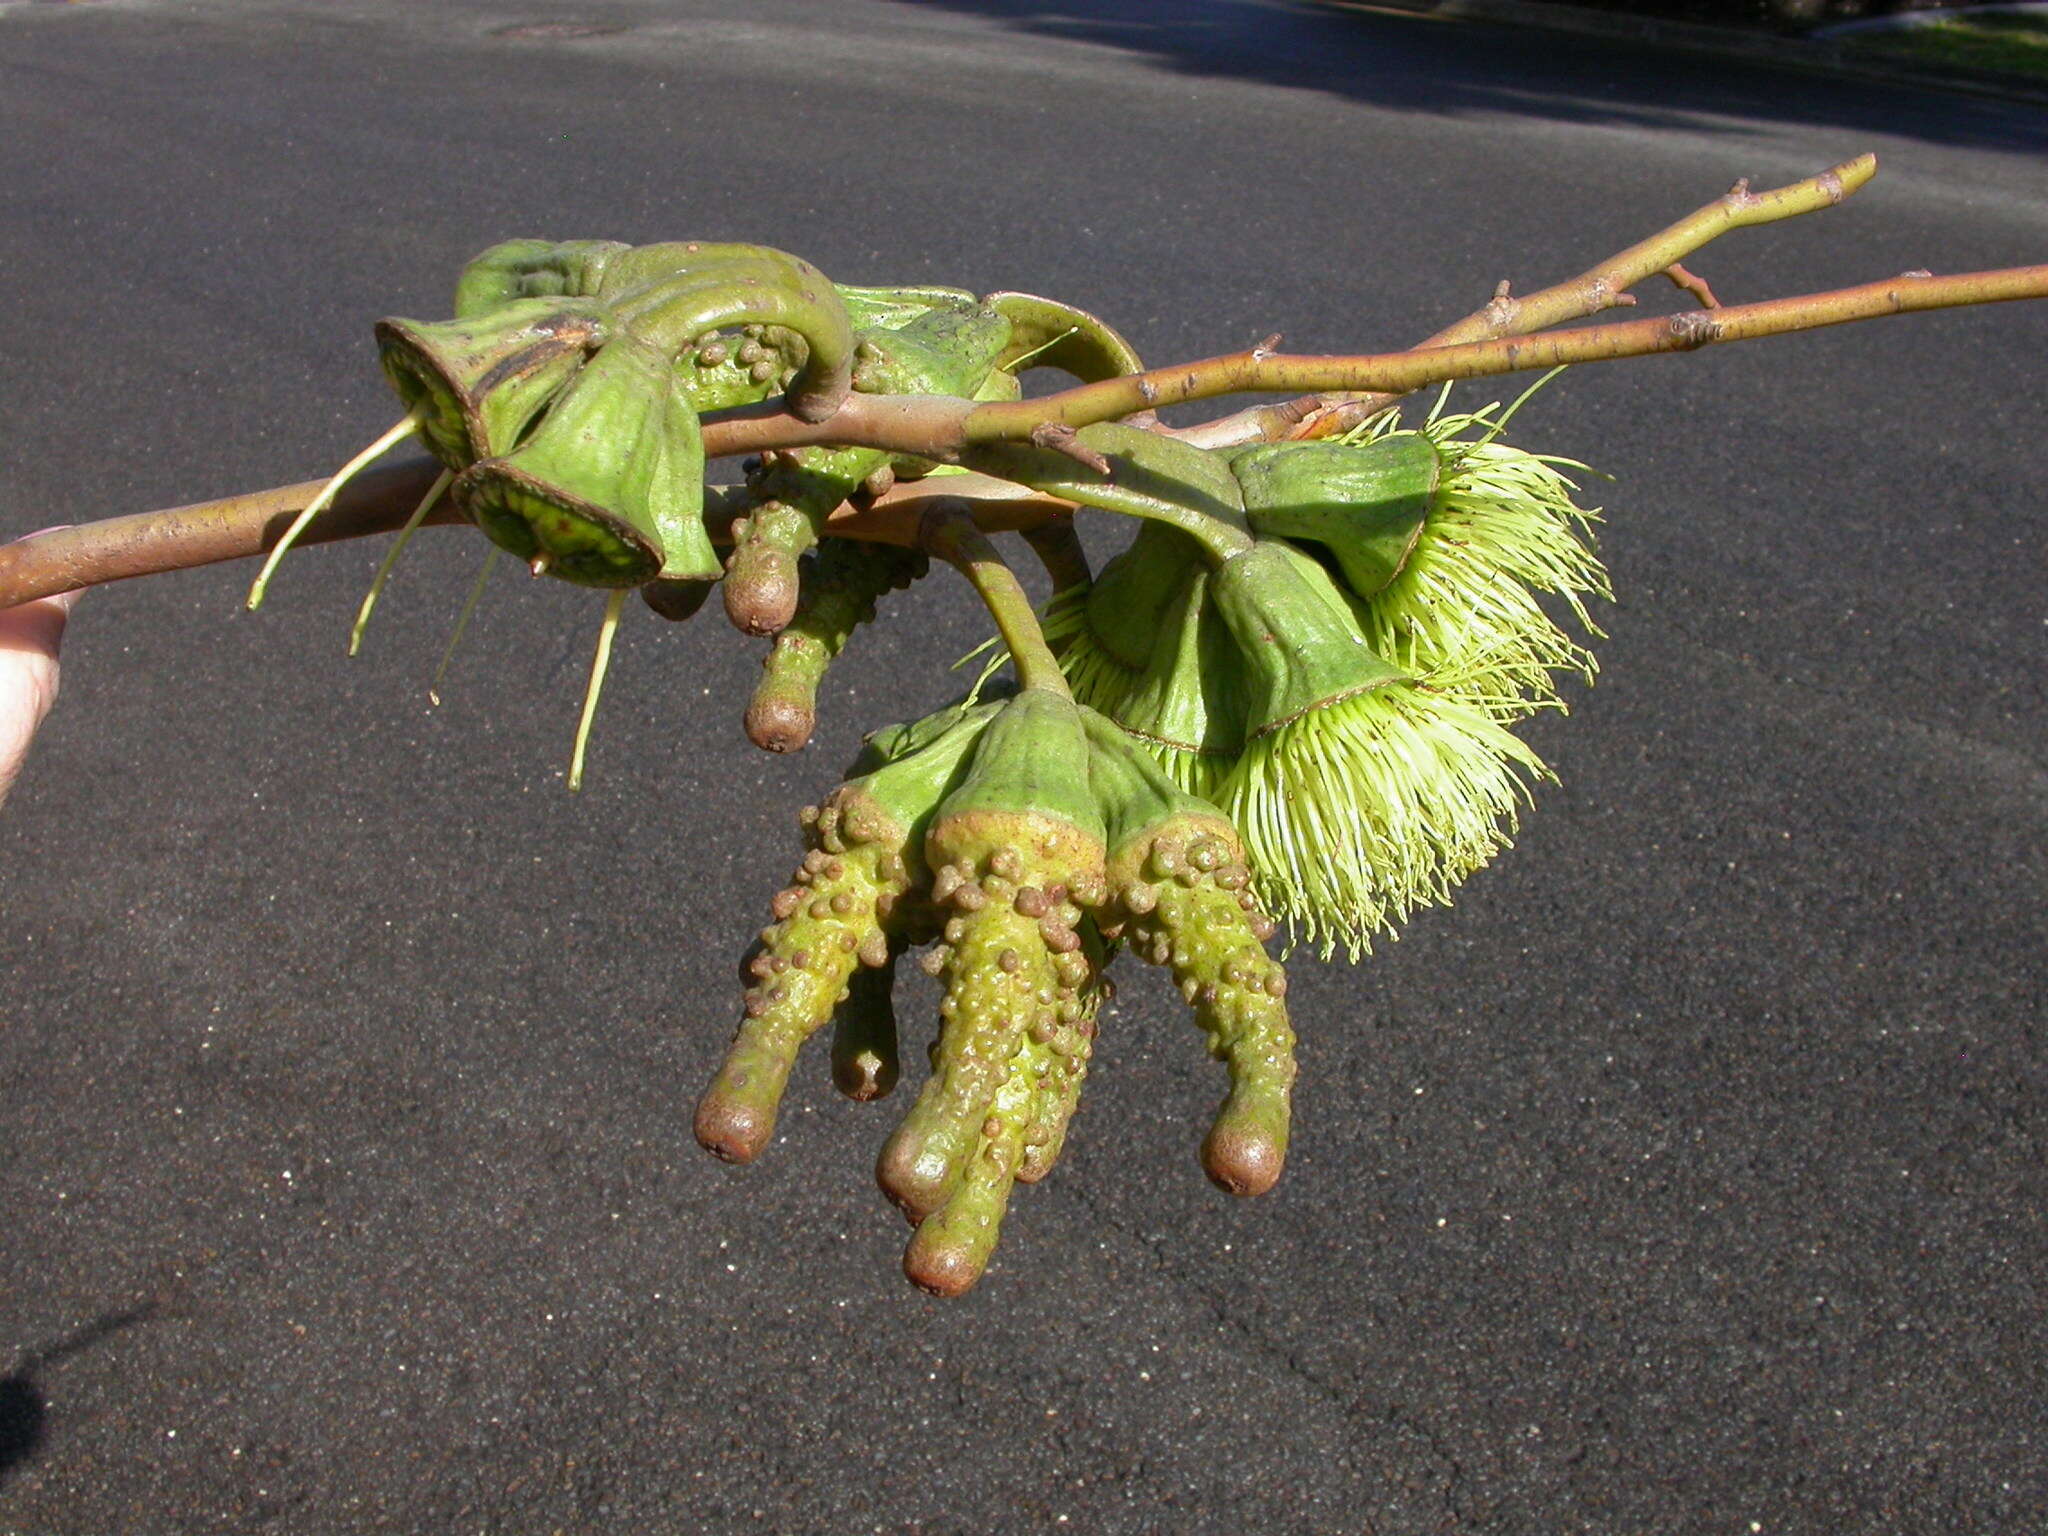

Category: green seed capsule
[455, 333, 717, 587]
[376, 299, 607, 472]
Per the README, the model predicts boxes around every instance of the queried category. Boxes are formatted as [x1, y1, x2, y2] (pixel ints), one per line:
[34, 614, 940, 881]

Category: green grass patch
[1841, 12, 2048, 82]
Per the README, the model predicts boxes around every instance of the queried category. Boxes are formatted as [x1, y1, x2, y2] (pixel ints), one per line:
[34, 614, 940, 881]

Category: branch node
[1899, 268, 1933, 280]
[1252, 333, 1283, 361]
[1665, 310, 1721, 349]
[1030, 422, 1113, 477]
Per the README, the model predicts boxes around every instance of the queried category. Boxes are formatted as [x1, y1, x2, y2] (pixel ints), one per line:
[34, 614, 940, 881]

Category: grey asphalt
[1, 1, 2043, 1531]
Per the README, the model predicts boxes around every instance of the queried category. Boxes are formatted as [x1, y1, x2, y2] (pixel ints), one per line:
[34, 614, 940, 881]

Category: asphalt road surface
[1, 2, 2042, 1531]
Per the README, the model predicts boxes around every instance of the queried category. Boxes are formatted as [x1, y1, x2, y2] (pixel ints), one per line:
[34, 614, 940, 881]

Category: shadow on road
[912, 0, 2048, 156]
[0, 1305, 157, 1489]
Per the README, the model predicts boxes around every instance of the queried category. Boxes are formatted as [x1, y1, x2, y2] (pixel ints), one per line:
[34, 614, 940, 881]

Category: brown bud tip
[744, 692, 816, 754]
[1201, 1125, 1286, 1198]
[722, 548, 800, 636]
[876, 1136, 954, 1223]
[902, 1232, 988, 1298]
[694, 1091, 775, 1165]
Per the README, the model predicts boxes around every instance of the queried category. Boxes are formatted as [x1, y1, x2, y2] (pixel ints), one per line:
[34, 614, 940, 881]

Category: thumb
[0, 528, 84, 808]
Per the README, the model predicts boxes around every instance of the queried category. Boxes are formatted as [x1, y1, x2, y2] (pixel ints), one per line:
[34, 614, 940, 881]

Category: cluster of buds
[57, 160, 2041, 1294]
[321, 240, 1607, 1291]
[696, 687, 1300, 1295]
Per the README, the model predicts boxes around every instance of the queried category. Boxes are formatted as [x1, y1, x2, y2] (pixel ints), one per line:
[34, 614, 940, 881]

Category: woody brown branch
[2, 253, 2042, 611]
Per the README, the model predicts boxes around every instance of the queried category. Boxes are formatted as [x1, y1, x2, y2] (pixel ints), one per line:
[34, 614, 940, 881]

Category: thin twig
[956, 262, 2048, 444]
[1179, 152, 1877, 448]
[2, 190, 2042, 608]
[1663, 262, 1721, 309]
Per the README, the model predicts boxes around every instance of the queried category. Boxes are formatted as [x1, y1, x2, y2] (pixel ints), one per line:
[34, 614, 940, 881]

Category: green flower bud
[695, 706, 997, 1164]
[878, 691, 1109, 1222]
[745, 538, 928, 753]
[925, 690, 1107, 890]
[1084, 710, 1293, 1194]
[725, 308, 1013, 635]
[879, 876, 1066, 1226]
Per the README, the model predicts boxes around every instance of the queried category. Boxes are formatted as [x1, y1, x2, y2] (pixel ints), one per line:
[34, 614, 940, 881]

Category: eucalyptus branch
[0, 462, 1067, 608]
[957, 262, 2048, 443]
[918, 506, 1068, 696]
[3, 248, 2043, 610]
[0, 457, 453, 608]
[1179, 152, 1877, 448]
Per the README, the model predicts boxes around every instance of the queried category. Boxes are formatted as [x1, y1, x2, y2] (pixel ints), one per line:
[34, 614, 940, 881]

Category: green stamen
[567, 587, 628, 792]
[348, 469, 454, 656]
[246, 408, 423, 612]
[429, 546, 499, 706]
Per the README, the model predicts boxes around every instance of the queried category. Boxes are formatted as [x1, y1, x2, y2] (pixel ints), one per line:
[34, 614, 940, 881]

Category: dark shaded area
[0, 1379, 45, 1483]
[0, 1309, 155, 1487]
[913, 0, 2048, 152]
[1515, 0, 1971, 32]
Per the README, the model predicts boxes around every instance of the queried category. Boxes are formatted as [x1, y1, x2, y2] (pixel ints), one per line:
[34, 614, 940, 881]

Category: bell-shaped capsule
[454, 333, 718, 588]
[984, 292, 1145, 384]
[375, 299, 607, 471]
